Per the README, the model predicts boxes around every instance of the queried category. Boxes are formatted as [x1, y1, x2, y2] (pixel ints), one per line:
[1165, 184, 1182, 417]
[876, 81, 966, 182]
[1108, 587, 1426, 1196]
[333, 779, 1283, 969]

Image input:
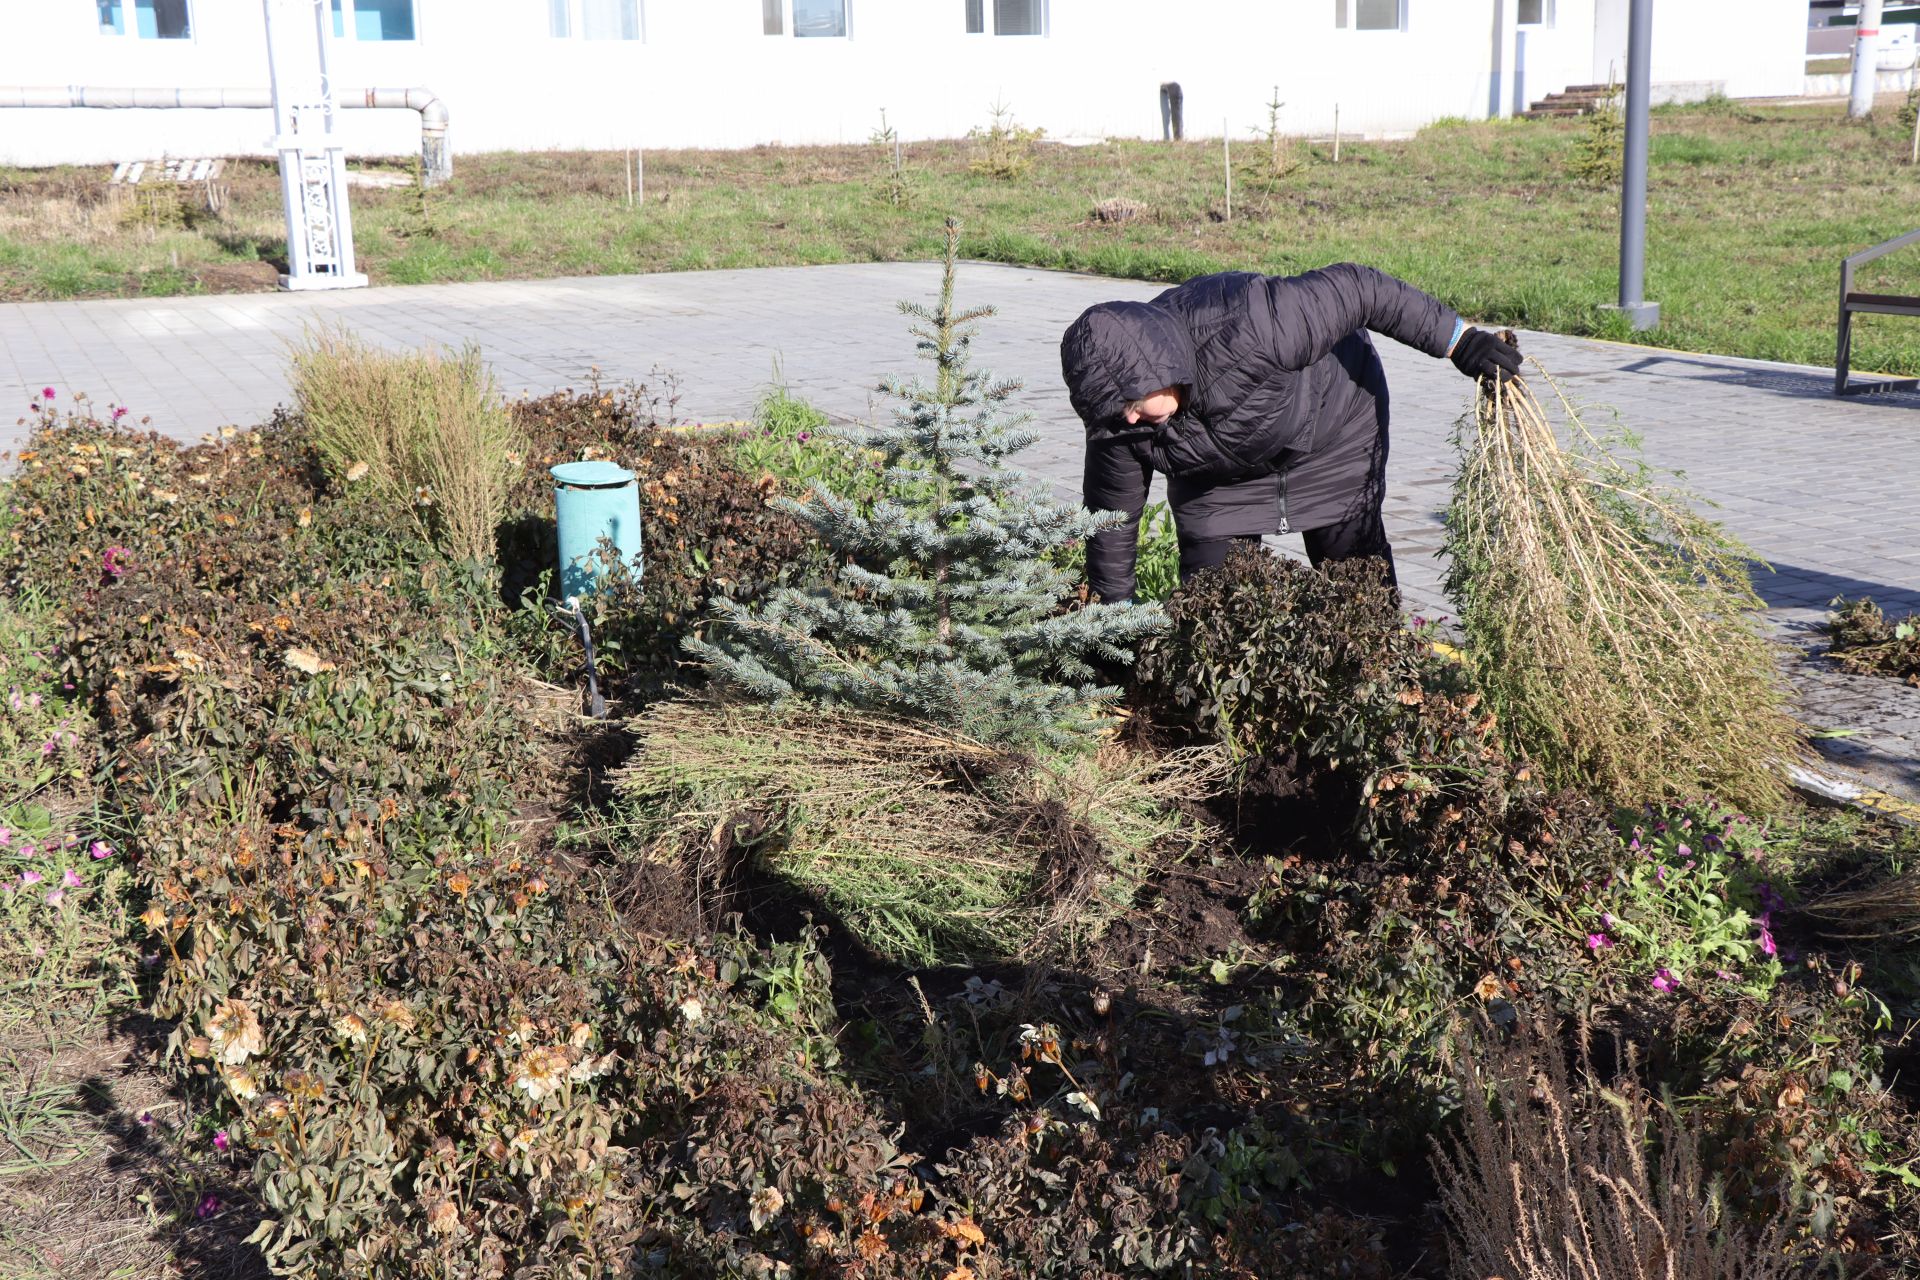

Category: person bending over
[1060, 263, 1518, 602]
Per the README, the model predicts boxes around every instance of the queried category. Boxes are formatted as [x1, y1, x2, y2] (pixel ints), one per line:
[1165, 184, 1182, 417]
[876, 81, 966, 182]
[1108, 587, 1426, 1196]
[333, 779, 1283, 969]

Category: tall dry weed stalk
[1443, 359, 1797, 814]
[1434, 1018, 1800, 1280]
[290, 328, 519, 564]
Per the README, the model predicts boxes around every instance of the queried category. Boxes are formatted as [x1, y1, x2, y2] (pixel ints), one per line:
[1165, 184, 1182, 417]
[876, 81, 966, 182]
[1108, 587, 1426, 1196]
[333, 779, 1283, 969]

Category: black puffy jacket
[1061, 264, 1458, 602]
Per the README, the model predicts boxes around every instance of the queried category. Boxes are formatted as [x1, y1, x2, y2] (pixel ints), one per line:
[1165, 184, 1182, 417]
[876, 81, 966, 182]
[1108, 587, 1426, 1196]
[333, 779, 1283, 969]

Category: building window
[99, 0, 193, 39]
[331, 0, 416, 41]
[580, 0, 641, 39]
[1517, 0, 1553, 26]
[793, 0, 846, 37]
[965, 0, 983, 34]
[764, 0, 849, 37]
[550, 0, 571, 37]
[993, 0, 1045, 34]
[1335, 0, 1404, 31]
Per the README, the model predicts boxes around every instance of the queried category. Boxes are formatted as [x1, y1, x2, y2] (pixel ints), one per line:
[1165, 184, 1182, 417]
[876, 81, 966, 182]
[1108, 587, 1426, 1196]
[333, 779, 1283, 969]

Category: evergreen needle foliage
[1443, 364, 1797, 814]
[687, 218, 1164, 748]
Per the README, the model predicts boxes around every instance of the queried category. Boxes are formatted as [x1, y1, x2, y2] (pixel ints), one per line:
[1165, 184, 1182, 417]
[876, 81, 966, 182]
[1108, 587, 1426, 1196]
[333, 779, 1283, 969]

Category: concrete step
[1520, 107, 1589, 119]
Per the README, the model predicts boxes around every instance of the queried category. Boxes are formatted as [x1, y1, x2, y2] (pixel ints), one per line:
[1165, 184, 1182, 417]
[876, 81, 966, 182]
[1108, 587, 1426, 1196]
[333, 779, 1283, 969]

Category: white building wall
[0, 0, 1805, 166]
[1593, 0, 1811, 100]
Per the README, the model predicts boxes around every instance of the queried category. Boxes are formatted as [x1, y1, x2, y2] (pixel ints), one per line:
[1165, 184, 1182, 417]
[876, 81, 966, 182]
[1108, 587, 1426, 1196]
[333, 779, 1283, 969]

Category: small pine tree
[686, 218, 1164, 748]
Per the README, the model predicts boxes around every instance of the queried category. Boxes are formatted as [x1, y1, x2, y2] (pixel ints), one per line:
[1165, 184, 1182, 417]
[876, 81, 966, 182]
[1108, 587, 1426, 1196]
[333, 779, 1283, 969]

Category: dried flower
[749, 1185, 786, 1230]
[512, 1045, 571, 1102]
[333, 1012, 369, 1044]
[89, 839, 113, 859]
[427, 1198, 461, 1236]
[345, 461, 370, 482]
[677, 997, 704, 1025]
[378, 999, 417, 1030]
[207, 998, 265, 1064]
[223, 1066, 261, 1100]
[140, 904, 169, 932]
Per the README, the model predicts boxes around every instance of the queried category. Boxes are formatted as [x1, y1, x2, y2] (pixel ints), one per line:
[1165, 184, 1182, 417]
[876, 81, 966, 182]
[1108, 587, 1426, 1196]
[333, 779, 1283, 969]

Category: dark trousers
[1177, 507, 1396, 587]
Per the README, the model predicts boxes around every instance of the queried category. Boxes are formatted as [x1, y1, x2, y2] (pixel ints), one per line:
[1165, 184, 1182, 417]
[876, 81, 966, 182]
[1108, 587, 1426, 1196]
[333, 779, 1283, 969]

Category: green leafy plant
[687, 219, 1164, 749]
[1576, 801, 1783, 999]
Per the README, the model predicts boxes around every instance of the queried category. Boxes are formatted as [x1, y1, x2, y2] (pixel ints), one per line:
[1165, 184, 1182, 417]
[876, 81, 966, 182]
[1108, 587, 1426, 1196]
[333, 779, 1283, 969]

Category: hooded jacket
[1061, 264, 1459, 602]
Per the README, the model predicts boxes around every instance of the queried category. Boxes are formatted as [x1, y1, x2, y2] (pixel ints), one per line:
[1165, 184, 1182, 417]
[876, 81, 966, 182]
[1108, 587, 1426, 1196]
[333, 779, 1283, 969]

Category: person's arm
[1083, 434, 1152, 604]
[1257, 262, 1461, 370]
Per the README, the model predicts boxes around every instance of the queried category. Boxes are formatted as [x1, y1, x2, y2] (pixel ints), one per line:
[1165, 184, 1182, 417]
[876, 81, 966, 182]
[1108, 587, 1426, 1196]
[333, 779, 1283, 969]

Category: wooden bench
[1836, 228, 1920, 396]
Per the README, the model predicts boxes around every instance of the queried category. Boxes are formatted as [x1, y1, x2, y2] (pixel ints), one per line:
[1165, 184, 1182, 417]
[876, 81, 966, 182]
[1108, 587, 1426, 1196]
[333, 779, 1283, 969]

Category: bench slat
[1844, 292, 1920, 317]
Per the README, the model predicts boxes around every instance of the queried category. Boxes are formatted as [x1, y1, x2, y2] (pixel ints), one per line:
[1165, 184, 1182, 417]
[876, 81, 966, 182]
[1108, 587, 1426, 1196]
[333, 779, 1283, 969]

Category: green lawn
[7, 97, 1920, 373]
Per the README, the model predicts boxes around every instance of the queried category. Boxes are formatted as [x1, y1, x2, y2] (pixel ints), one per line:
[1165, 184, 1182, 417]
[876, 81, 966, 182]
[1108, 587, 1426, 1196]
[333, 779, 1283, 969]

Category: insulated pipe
[0, 85, 451, 185]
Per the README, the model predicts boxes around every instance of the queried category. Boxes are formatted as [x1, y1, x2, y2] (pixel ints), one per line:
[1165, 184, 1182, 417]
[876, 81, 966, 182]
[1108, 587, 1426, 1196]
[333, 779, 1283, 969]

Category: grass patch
[8, 99, 1920, 371]
[616, 698, 1221, 966]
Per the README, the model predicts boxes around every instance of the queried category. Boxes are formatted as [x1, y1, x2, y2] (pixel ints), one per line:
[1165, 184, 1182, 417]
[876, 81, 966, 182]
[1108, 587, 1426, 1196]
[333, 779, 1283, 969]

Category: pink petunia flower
[112, 406, 128, 420]
[195, 1194, 221, 1219]
[212, 1130, 230, 1153]
[89, 840, 112, 859]
[1651, 967, 1677, 993]
[19, 870, 42, 886]
[44, 888, 64, 906]
[40, 387, 55, 401]
[1676, 844, 1692, 858]
[61, 869, 82, 888]
[1587, 932, 1613, 950]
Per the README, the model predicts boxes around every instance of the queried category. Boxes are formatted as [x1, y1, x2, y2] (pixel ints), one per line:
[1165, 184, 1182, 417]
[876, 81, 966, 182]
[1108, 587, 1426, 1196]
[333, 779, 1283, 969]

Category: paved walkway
[5, 264, 1919, 804]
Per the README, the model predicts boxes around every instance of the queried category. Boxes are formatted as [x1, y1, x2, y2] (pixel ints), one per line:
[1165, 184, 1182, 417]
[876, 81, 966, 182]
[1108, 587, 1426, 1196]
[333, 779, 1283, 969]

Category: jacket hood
[1060, 300, 1196, 430]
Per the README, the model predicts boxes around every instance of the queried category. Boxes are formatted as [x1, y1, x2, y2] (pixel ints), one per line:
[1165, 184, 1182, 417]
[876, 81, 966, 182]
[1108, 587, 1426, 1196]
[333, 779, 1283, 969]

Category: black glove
[1449, 327, 1522, 383]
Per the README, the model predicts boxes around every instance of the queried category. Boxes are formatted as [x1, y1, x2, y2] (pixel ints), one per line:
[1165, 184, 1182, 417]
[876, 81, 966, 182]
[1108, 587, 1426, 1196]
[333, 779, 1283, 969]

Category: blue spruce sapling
[686, 219, 1162, 747]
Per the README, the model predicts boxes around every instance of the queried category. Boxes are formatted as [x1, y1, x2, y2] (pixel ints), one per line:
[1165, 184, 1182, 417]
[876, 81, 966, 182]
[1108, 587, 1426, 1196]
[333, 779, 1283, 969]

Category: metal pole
[1616, 0, 1658, 330]
[1850, 0, 1886, 120]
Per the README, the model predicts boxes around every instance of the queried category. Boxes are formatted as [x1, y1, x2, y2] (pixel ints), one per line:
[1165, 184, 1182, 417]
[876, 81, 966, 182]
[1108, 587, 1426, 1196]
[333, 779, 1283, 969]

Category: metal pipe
[1850, 0, 1886, 120]
[1616, 0, 1659, 330]
[0, 85, 451, 184]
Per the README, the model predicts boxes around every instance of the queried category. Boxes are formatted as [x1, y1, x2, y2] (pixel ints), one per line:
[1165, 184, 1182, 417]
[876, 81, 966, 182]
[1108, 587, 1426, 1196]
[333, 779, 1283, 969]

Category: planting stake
[1334, 103, 1341, 163]
[1222, 120, 1231, 221]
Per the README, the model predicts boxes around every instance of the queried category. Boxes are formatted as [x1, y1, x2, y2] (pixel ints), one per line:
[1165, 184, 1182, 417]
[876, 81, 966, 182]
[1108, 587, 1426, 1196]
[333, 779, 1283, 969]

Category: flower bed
[4, 352, 1918, 1277]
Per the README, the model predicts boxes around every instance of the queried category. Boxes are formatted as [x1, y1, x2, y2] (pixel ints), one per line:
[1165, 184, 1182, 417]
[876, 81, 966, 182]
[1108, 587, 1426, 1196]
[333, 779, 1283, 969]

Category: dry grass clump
[1434, 1018, 1801, 1280]
[1797, 872, 1920, 939]
[290, 328, 520, 563]
[616, 698, 1223, 966]
[1444, 361, 1798, 814]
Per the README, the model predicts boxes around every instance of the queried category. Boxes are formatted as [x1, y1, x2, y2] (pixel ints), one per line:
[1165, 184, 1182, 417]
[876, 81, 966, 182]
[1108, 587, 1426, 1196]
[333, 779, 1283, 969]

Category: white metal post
[263, 0, 367, 290]
[1850, 0, 1887, 120]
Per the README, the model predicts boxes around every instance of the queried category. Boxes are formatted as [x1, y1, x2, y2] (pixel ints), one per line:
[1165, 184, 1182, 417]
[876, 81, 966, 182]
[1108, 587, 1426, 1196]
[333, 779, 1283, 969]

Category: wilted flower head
[378, 999, 417, 1030]
[223, 1065, 261, 1100]
[333, 1012, 369, 1044]
[207, 998, 265, 1064]
[512, 1045, 571, 1102]
[748, 1185, 786, 1230]
[427, 1198, 461, 1237]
